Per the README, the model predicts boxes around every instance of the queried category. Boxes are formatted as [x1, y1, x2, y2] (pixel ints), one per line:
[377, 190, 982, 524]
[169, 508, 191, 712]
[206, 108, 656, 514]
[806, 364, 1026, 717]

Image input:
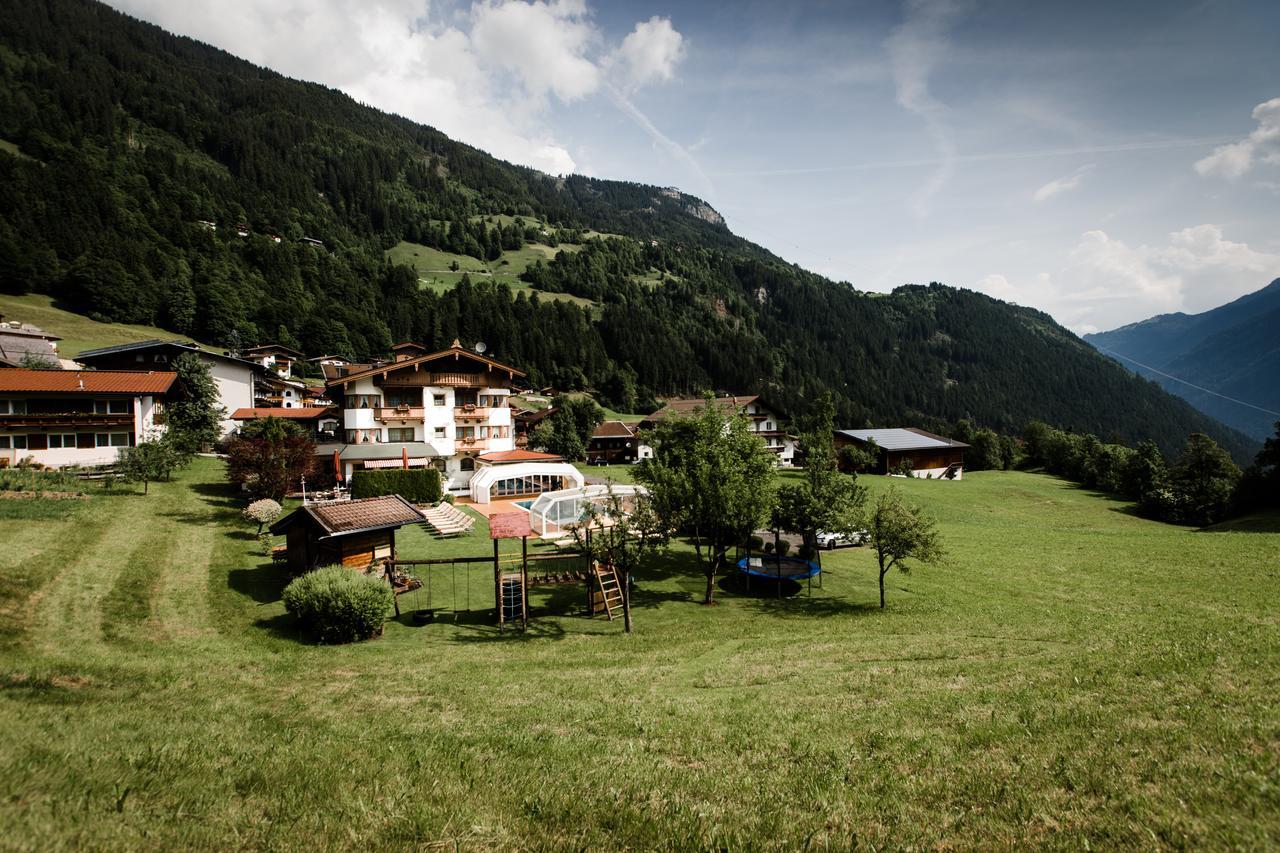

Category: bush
[775, 539, 792, 557]
[746, 535, 764, 551]
[349, 468, 442, 504]
[282, 566, 394, 644]
[243, 498, 282, 532]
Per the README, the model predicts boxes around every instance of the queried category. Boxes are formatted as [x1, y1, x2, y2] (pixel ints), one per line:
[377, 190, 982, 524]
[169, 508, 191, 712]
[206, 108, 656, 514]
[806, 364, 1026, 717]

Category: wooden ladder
[593, 562, 624, 620]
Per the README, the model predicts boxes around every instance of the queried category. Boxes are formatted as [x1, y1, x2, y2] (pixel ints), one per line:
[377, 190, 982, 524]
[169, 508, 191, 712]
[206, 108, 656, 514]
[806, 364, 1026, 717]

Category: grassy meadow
[0, 458, 1277, 848]
[0, 293, 218, 359]
[386, 241, 596, 311]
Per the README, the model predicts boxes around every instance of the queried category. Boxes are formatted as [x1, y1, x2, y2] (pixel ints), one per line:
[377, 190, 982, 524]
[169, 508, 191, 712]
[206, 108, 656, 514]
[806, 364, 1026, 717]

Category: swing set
[385, 512, 620, 632]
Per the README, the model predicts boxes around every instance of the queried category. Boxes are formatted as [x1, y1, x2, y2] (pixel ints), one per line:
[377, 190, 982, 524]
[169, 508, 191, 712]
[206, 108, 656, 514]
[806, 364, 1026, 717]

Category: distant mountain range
[1085, 279, 1280, 441]
[0, 0, 1263, 462]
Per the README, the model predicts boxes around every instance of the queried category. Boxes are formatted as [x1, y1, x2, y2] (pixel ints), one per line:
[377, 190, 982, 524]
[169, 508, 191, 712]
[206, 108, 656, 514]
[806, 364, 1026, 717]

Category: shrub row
[282, 566, 393, 644]
[349, 468, 442, 504]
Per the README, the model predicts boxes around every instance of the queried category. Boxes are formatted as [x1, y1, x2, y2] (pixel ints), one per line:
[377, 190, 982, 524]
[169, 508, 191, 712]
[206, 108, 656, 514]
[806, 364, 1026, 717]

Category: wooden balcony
[454, 436, 489, 451]
[374, 406, 426, 422]
[377, 371, 507, 389]
[453, 405, 496, 421]
[0, 413, 134, 428]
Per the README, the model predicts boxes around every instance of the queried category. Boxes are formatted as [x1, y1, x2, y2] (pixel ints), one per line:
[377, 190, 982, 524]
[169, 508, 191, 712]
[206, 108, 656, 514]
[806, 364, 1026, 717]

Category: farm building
[642, 395, 795, 465]
[269, 495, 425, 574]
[834, 428, 968, 479]
[586, 420, 651, 464]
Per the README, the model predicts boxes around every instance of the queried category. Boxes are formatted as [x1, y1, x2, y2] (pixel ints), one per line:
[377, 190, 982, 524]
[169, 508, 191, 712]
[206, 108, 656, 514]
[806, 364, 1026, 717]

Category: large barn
[834, 428, 968, 479]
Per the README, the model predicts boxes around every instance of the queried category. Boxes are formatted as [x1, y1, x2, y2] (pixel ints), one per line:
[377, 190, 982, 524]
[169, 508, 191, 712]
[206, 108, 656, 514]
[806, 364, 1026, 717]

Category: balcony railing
[454, 436, 489, 450]
[453, 405, 495, 421]
[374, 406, 426, 421]
[0, 413, 134, 428]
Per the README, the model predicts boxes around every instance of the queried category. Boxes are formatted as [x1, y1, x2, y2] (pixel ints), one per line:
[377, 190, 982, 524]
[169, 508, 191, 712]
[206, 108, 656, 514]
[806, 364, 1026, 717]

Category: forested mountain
[0, 0, 1259, 461]
[1085, 280, 1280, 441]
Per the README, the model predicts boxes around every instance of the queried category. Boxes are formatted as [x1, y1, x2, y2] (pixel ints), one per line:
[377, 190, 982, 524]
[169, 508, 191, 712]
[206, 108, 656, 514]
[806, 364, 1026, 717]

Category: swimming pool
[514, 499, 535, 510]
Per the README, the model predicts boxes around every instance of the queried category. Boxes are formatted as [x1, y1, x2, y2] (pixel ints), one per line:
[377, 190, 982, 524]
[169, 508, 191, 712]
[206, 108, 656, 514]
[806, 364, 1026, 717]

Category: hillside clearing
[0, 460, 1277, 848]
[0, 294, 218, 358]
[387, 241, 597, 310]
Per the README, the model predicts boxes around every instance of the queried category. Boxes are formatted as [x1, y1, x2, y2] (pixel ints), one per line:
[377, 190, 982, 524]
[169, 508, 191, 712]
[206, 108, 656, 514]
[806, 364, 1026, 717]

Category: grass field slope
[1, 460, 1277, 848]
[0, 293, 217, 358]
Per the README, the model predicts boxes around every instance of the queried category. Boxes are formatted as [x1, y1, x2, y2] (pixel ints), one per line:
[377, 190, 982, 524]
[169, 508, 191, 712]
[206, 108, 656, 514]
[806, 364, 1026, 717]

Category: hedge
[349, 468, 442, 504]
[282, 566, 393, 644]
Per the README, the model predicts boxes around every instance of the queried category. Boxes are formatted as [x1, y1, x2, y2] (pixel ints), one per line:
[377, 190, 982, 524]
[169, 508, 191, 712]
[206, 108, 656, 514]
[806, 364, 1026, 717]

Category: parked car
[815, 529, 867, 549]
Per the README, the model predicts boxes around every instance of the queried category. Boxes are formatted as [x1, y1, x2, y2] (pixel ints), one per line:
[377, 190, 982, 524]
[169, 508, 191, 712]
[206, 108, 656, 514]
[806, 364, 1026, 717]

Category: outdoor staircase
[592, 562, 624, 620]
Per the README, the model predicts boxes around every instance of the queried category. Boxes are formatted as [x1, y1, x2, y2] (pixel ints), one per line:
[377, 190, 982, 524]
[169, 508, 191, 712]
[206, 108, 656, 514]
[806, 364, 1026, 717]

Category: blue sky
[110, 0, 1280, 332]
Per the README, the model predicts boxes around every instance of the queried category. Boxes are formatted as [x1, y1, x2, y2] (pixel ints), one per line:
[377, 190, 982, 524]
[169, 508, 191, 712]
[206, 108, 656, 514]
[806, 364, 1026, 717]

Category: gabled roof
[0, 321, 60, 341]
[270, 495, 424, 538]
[0, 335, 59, 367]
[836, 428, 969, 451]
[231, 407, 337, 421]
[591, 420, 636, 439]
[644, 395, 766, 422]
[326, 341, 525, 388]
[478, 448, 565, 464]
[74, 339, 268, 373]
[243, 343, 304, 358]
[0, 368, 176, 394]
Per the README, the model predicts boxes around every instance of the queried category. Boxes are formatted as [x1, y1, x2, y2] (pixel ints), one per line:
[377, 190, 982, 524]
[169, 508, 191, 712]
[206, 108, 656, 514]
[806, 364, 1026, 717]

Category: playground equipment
[735, 554, 822, 597]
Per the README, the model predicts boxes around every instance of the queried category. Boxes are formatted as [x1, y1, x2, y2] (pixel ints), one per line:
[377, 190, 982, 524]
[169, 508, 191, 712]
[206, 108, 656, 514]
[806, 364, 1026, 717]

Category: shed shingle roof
[0, 368, 176, 394]
[271, 495, 424, 538]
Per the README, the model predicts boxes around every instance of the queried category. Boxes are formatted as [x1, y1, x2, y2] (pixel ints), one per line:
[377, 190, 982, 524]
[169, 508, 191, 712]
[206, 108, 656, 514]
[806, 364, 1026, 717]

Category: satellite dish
[474, 341, 488, 354]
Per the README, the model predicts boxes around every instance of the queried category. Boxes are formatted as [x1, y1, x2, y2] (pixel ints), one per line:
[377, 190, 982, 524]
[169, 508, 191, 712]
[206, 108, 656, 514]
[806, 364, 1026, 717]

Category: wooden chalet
[270, 495, 425, 574]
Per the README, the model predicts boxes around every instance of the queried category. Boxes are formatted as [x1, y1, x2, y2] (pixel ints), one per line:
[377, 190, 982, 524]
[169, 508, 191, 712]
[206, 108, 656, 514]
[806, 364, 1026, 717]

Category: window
[0, 400, 27, 415]
[459, 457, 475, 472]
[0, 435, 27, 449]
[388, 427, 414, 442]
[434, 426, 446, 439]
[47, 434, 77, 449]
[432, 394, 446, 406]
[96, 433, 130, 447]
[94, 400, 131, 415]
[457, 426, 475, 439]
[343, 394, 381, 409]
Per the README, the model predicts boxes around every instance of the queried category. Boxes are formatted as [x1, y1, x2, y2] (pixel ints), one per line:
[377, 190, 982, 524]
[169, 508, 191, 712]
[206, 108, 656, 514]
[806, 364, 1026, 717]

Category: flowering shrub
[243, 498, 282, 533]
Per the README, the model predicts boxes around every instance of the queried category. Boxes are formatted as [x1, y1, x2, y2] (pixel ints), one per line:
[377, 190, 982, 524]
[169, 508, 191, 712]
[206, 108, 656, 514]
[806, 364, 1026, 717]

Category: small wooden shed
[270, 495, 425, 574]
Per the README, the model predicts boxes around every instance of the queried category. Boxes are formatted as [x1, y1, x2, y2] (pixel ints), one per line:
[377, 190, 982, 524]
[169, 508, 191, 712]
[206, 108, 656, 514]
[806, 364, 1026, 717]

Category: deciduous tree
[226, 417, 316, 502]
[867, 487, 944, 608]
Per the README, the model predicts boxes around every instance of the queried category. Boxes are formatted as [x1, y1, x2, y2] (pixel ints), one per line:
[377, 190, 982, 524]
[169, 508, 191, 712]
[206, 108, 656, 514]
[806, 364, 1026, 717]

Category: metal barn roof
[836, 428, 969, 451]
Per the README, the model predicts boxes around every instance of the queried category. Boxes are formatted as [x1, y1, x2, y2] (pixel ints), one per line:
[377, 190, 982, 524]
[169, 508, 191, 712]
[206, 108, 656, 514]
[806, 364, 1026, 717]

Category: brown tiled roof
[478, 449, 564, 464]
[272, 495, 424, 537]
[646, 395, 759, 420]
[592, 420, 635, 439]
[326, 342, 525, 387]
[231, 407, 336, 420]
[0, 368, 176, 394]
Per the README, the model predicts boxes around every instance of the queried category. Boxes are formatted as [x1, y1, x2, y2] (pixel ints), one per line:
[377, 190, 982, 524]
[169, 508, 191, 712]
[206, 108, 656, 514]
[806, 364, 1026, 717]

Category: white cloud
[884, 0, 965, 217]
[612, 16, 685, 91]
[1033, 164, 1093, 203]
[979, 225, 1280, 332]
[1194, 97, 1280, 180]
[105, 0, 686, 177]
[471, 0, 600, 104]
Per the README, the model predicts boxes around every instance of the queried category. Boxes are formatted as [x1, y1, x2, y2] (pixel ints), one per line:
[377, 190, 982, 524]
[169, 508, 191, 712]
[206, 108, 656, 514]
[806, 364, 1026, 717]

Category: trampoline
[737, 555, 821, 581]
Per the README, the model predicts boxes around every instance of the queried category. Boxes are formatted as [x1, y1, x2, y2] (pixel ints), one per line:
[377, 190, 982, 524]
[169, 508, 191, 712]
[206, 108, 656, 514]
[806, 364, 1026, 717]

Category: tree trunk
[703, 551, 718, 605]
[879, 569, 886, 608]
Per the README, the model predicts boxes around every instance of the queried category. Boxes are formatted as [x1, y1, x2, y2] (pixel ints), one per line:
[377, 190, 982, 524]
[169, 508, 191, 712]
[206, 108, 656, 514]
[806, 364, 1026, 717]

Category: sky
[106, 0, 1280, 333]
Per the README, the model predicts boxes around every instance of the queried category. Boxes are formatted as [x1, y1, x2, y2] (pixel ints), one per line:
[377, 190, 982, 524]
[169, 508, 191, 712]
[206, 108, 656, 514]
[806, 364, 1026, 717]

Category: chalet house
[74, 339, 272, 437]
[642, 395, 796, 465]
[242, 344, 302, 379]
[512, 405, 555, 448]
[270, 494, 424, 574]
[231, 407, 340, 443]
[306, 354, 350, 369]
[323, 339, 525, 493]
[0, 368, 175, 468]
[834, 428, 967, 479]
[0, 319, 62, 368]
[586, 420, 652, 464]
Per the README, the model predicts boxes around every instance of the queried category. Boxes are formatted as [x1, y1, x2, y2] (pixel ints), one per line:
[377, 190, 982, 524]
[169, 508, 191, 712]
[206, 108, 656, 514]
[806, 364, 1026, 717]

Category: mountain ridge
[0, 0, 1261, 462]
[1085, 279, 1280, 441]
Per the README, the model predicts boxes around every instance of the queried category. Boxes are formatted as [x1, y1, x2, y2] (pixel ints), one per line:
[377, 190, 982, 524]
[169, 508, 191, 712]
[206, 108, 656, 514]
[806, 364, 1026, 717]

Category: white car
[815, 529, 867, 550]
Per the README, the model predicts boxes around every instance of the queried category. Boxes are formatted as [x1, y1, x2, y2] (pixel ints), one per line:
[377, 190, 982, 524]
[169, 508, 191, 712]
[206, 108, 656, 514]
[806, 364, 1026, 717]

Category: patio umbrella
[333, 450, 342, 483]
[402, 446, 409, 469]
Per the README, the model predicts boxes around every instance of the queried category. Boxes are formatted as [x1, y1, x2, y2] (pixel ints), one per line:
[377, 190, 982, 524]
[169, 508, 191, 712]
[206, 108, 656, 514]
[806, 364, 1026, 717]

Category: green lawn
[0, 293, 218, 358]
[1, 459, 1278, 848]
